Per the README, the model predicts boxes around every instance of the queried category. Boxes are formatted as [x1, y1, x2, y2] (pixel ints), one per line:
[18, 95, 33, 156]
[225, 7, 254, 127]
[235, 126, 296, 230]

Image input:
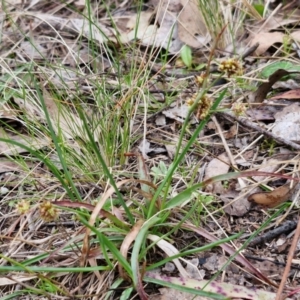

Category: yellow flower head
[218, 58, 243, 77]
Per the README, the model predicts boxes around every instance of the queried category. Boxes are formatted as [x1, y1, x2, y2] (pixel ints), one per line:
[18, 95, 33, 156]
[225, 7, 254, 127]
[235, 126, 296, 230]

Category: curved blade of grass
[0, 291, 25, 300]
[165, 187, 198, 210]
[0, 266, 110, 272]
[103, 278, 124, 300]
[131, 217, 160, 298]
[119, 220, 144, 280]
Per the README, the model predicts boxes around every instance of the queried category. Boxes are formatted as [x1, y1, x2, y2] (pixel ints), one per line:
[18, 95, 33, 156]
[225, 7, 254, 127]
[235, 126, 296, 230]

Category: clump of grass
[0, 1, 280, 299]
[198, 0, 257, 50]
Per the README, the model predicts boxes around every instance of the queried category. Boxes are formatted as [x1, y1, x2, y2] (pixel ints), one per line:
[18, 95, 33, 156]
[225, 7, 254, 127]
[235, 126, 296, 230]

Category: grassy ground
[0, 0, 300, 299]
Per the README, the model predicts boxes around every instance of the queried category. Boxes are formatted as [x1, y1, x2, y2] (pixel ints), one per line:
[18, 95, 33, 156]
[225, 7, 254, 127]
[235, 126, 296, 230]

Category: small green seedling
[180, 45, 192, 68]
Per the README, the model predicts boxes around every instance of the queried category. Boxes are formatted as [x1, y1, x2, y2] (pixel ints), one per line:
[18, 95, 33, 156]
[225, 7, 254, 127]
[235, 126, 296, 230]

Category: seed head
[218, 58, 243, 77]
[232, 102, 247, 116]
[16, 200, 30, 214]
[194, 72, 207, 87]
[39, 201, 59, 222]
[186, 93, 212, 120]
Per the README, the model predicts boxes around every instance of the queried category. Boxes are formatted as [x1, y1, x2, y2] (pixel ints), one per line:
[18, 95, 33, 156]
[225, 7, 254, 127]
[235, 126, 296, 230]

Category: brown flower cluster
[218, 58, 243, 77]
[186, 93, 212, 120]
[16, 200, 30, 214]
[194, 72, 207, 87]
[232, 102, 247, 116]
[39, 201, 59, 221]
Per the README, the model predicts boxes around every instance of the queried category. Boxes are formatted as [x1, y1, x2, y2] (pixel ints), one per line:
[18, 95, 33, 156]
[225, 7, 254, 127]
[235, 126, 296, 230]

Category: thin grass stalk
[34, 82, 83, 201]
[131, 217, 160, 288]
[77, 108, 134, 224]
[147, 89, 227, 218]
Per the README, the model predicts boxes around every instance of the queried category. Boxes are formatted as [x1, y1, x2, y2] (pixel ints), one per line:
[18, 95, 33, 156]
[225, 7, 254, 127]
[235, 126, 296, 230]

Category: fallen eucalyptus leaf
[270, 88, 300, 100]
[248, 183, 297, 208]
[248, 69, 300, 104]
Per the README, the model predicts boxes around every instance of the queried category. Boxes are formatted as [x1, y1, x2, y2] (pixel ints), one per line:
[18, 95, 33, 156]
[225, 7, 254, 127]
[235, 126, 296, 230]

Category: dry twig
[218, 111, 300, 151]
